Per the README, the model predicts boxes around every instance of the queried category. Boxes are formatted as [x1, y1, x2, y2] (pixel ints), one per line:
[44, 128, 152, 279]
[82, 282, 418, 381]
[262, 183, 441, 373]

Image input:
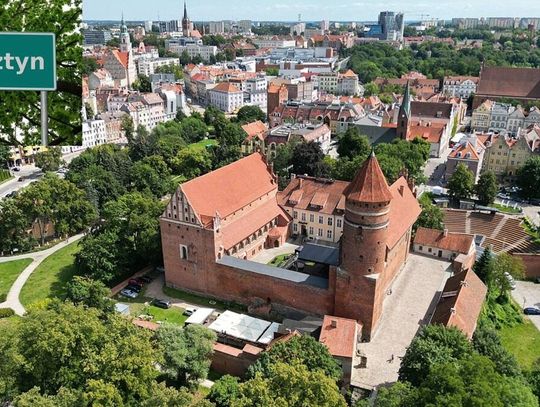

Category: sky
[84, 0, 540, 22]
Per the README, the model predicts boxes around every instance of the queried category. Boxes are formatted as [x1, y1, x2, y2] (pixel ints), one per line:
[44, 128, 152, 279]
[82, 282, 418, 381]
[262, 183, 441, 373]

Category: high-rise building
[237, 20, 252, 33]
[378, 11, 404, 42]
[144, 20, 153, 32]
[320, 20, 329, 31]
[83, 30, 112, 45]
[209, 21, 225, 34]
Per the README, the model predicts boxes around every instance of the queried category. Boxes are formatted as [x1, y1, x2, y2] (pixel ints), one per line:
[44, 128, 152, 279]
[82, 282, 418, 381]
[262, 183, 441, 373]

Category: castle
[160, 152, 420, 339]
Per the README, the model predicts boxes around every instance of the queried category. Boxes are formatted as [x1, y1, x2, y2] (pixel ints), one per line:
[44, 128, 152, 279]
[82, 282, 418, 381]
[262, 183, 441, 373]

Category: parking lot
[351, 254, 453, 389]
[511, 281, 540, 331]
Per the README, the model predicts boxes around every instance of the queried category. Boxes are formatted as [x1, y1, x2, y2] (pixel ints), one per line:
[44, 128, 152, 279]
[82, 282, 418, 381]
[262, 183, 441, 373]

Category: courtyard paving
[351, 254, 453, 390]
[511, 281, 540, 331]
[250, 242, 299, 264]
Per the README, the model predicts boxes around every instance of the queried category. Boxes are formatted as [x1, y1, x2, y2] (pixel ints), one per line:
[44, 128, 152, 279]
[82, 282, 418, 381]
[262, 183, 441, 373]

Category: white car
[120, 289, 138, 299]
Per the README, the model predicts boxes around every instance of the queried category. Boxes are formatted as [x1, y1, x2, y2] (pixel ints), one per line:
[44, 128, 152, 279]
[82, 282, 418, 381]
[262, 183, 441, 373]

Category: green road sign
[0, 32, 56, 91]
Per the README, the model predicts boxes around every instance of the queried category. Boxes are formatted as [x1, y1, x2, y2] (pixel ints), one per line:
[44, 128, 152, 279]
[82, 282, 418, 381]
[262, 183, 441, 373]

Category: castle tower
[182, 1, 191, 37]
[397, 81, 411, 140]
[119, 14, 132, 53]
[334, 152, 393, 339]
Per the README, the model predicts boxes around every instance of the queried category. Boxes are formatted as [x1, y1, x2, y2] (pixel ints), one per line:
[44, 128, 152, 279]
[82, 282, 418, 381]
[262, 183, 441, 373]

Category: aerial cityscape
[1, 0, 540, 405]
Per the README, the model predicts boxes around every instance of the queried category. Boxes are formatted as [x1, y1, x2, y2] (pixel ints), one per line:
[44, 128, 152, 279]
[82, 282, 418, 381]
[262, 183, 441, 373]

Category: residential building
[290, 23, 306, 36]
[320, 20, 330, 32]
[83, 30, 112, 45]
[208, 82, 244, 113]
[307, 34, 354, 51]
[118, 93, 168, 131]
[278, 175, 349, 243]
[88, 68, 114, 90]
[209, 21, 225, 34]
[136, 57, 180, 76]
[99, 111, 128, 144]
[471, 100, 493, 132]
[237, 20, 252, 34]
[82, 119, 107, 147]
[445, 136, 486, 182]
[241, 121, 268, 155]
[442, 76, 479, 99]
[252, 36, 297, 49]
[317, 70, 362, 96]
[160, 152, 421, 340]
[267, 83, 288, 121]
[266, 123, 332, 156]
[488, 102, 511, 133]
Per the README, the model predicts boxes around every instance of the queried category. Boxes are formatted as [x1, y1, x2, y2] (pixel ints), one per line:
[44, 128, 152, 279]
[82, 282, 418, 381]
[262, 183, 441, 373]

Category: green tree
[0, 0, 83, 145]
[476, 170, 498, 205]
[179, 117, 208, 143]
[363, 82, 379, 96]
[65, 276, 115, 312]
[517, 156, 540, 199]
[121, 115, 135, 142]
[447, 163, 475, 200]
[133, 74, 152, 93]
[155, 64, 184, 80]
[264, 67, 279, 76]
[236, 106, 266, 124]
[209, 143, 242, 170]
[491, 252, 525, 299]
[365, 381, 417, 407]
[130, 155, 173, 197]
[81, 56, 99, 76]
[0, 303, 159, 404]
[336, 127, 371, 160]
[17, 173, 97, 244]
[248, 334, 342, 382]
[290, 142, 331, 178]
[0, 144, 11, 166]
[472, 324, 521, 377]
[415, 193, 444, 231]
[208, 375, 240, 407]
[156, 324, 216, 389]
[398, 325, 473, 386]
[179, 50, 191, 65]
[473, 246, 494, 284]
[0, 198, 34, 254]
[76, 230, 120, 283]
[234, 362, 346, 407]
[172, 147, 212, 179]
[528, 359, 540, 400]
[34, 147, 64, 173]
[218, 123, 246, 146]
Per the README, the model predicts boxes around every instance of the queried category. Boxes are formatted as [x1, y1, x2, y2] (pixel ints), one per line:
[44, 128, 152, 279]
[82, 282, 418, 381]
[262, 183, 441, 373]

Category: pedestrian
[390, 354, 394, 363]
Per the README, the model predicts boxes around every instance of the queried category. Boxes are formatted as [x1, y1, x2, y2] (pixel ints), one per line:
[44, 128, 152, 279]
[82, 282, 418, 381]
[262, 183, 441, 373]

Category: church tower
[396, 81, 411, 140]
[182, 1, 191, 37]
[334, 152, 393, 339]
[119, 14, 132, 53]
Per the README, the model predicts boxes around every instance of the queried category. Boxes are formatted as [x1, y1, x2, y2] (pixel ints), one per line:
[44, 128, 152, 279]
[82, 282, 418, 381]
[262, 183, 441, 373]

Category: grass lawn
[163, 285, 246, 313]
[0, 259, 32, 302]
[19, 241, 80, 306]
[493, 203, 522, 214]
[267, 253, 290, 267]
[499, 319, 540, 370]
[187, 139, 218, 151]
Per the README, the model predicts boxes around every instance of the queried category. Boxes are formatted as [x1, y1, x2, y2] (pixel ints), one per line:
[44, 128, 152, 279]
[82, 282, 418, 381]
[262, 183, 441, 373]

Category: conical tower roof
[344, 151, 393, 203]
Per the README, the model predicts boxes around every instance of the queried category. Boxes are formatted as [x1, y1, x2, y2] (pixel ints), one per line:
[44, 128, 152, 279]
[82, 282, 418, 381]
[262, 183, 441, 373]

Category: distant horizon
[83, 0, 540, 22]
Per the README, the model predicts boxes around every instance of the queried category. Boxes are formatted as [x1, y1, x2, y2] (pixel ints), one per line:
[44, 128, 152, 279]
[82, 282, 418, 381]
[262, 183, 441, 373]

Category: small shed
[115, 303, 129, 315]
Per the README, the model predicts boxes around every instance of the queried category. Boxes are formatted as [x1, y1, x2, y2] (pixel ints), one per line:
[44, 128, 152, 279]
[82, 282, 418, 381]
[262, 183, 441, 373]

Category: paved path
[351, 254, 453, 389]
[511, 281, 540, 331]
[0, 233, 84, 315]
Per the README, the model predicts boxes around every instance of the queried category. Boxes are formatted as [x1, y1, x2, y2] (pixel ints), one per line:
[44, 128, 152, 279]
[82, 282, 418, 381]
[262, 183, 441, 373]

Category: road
[0, 150, 83, 199]
[511, 281, 540, 331]
[0, 233, 84, 315]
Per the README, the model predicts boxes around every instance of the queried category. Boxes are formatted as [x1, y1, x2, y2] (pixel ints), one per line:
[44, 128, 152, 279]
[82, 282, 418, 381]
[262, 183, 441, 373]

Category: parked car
[11, 167, 20, 172]
[129, 279, 142, 287]
[524, 307, 540, 315]
[17, 176, 25, 182]
[183, 308, 196, 316]
[139, 276, 152, 284]
[152, 299, 171, 309]
[126, 284, 142, 293]
[120, 289, 137, 299]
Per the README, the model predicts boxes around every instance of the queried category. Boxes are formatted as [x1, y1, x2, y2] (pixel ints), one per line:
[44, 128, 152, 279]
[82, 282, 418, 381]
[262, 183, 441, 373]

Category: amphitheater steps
[491, 217, 508, 239]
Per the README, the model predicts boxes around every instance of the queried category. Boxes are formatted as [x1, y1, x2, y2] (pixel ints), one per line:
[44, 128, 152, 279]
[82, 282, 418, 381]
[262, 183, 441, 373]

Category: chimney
[398, 185, 405, 196]
[450, 307, 456, 314]
[299, 178, 303, 188]
[330, 319, 337, 328]
[443, 229, 448, 237]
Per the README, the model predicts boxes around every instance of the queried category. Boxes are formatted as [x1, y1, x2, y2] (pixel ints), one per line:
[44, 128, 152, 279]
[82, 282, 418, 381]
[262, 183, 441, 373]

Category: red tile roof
[477, 66, 540, 99]
[387, 177, 421, 248]
[414, 227, 474, 254]
[181, 153, 278, 221]
[344, 153, 393, 203]
[319, 315, 358, 358]
[112, 50, 129, 68]
[241, 121, 268, 141]
[212, 81, 242, 93]
[431, 269, 487, 339]
[448, 141, 480, 161]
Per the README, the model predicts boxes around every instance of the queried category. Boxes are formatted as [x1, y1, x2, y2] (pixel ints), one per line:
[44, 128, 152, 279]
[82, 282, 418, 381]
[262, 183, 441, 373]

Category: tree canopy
[517, 156, 540, 199]
[447, 163, 475, 200]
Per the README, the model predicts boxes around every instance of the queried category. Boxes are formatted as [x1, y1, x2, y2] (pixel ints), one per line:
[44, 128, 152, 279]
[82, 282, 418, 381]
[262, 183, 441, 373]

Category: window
[301, 213, 306, 221]
[293, 223, 298, 232]
[309, 226, 314, 235]
[428, 248, 432, 253]
[318, 215, 323, 224]
[293, 211, 298, 219]
[327, 230, 332, 239]
[309, 214, 314, 222]
[180, 244, 188, 260]
[328, 217, 333, 226]
[318, 228, 323, 237]
[418, 245, 423, 251]
[337, 218, 342, 228]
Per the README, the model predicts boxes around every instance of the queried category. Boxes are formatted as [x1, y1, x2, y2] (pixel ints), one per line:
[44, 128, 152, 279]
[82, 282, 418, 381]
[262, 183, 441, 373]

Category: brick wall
[513, 253, 540, 278]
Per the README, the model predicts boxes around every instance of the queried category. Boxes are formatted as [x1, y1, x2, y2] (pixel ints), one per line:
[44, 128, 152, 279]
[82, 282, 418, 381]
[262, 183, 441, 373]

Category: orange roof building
[431, 269, 487, 339]
[161, 152, 421, 341]
[414, 227, 475, 260]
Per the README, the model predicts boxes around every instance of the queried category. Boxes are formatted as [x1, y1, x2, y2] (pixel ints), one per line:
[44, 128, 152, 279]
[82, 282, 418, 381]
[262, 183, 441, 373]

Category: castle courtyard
[351, 254, 453, 390]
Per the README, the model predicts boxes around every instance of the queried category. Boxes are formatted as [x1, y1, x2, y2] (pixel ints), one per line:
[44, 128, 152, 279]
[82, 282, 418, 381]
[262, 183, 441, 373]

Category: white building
[137, 57, 180, 76]
[252, 37, 296, 49]
[237, 20, 252, 33]
[443, 76, 479, 99]
[209, 21, 225, 34]
[144, 20, 153, 31]
[168, 44, 217, 61]
[290, 22, 306, 36]
[208, 82, 244, 113]
[82, 119, 107, 147]
[88, 68, 114, 90]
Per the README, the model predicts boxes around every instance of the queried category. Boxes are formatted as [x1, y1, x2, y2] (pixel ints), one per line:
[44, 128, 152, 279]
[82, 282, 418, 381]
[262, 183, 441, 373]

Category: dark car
[12, 167, 20, 172]
[126, 284, 142, 293]
[524, 307, 540, 315]
[152, 299, 171, 309]
[139, 276, 152, 284]
[129, 279, 143, 287]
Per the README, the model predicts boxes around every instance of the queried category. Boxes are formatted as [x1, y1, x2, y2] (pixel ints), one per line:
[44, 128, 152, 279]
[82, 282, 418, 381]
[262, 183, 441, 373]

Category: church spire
[183, 1, 188, 21]
[401, 80, 411, 119]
